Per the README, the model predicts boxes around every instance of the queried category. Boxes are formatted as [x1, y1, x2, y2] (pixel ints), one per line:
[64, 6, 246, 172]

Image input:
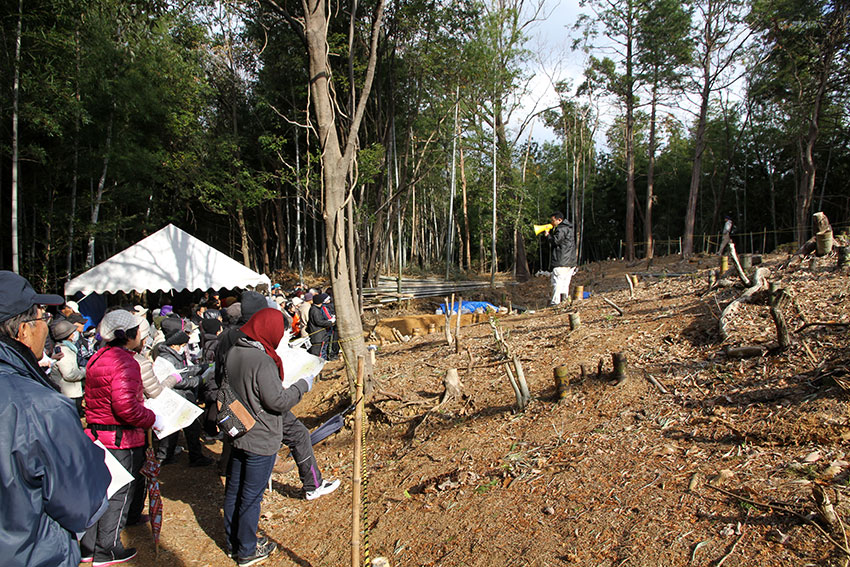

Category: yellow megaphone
[533, 223, 553, 236]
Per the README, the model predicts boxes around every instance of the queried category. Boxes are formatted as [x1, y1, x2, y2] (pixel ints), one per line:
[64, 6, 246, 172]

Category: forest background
[2, 0, 849, 293]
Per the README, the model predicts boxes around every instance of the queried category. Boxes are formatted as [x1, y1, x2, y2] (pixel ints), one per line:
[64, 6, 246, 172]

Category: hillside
[118, 252, 850, 567]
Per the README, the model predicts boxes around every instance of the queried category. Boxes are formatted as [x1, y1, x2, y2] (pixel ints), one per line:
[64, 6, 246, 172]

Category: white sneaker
[305, 479, 340, 501]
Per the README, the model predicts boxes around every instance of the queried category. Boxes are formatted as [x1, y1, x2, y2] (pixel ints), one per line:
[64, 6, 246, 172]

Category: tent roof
[65, 224, 271, 296]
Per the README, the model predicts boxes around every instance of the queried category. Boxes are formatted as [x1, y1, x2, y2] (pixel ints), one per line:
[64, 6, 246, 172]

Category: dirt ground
[112, 251, 850, 567]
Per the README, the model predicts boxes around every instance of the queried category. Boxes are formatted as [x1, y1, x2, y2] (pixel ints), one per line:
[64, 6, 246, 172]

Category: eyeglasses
[22, 312, 52, 324]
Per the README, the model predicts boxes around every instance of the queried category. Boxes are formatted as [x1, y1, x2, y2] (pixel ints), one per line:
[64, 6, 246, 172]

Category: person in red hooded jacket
[82, 309, 158, 566]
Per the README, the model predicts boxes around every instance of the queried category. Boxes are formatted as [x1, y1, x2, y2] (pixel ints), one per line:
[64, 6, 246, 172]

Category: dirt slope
[116, 253, 850, 567]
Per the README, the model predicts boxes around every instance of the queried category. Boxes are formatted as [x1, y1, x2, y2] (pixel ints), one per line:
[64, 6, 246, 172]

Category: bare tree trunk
[235, 200, 251, 269]
[259, 207, 271, 275]
[296, 0, 384, 393]
[11, 0, 23, 273]
[459, 138, 472, 272]
[86, 111, 114, 268]
[645, 79, 658, 260]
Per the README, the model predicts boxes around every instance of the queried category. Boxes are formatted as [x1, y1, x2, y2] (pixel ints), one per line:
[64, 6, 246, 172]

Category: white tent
[65, 224, 271, 296]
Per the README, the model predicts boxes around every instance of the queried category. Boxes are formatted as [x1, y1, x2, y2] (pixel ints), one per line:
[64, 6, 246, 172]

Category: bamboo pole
[352, 357, 365, 567]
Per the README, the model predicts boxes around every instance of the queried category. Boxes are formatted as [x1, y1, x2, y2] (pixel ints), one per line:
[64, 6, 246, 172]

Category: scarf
[240, 308, 285, 382]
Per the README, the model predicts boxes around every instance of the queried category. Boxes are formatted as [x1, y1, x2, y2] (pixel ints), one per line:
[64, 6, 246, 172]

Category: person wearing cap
[0, 271, 111, 567]
[49, 319, 86, 417]
[82, 308, 158, 565]
[307, 293, 336, 360]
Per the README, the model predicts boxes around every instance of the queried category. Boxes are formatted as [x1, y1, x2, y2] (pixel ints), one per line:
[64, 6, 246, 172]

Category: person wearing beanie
[306, 294, 335, 360]
[82, 309, 157, 565]
[151, 320, 212, 467]
[49, 319, 86, 417]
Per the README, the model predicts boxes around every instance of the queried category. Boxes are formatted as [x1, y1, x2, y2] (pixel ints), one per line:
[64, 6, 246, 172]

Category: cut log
[572, 285, 584, 302]
[724, 346, 764, 359]
[719, 267, 770, 341]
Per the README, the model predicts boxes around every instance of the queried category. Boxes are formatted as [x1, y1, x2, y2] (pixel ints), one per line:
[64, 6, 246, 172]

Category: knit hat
[98, 310, 142, 342]
[50, 319, 76, 341]
[161, 316, 189, 345]
[240, 291, 268, 323]
[201, 318, 222, 335]
[303, 293, 314, 303]
[160, 305, 174, 316]
[313, 293, 329, 305]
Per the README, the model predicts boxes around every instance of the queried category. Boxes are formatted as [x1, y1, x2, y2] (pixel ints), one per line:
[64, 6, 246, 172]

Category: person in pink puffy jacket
[81, 309, 158, 566]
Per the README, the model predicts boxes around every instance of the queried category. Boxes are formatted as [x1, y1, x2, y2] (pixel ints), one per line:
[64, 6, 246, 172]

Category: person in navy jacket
[0, 271, 110, 567]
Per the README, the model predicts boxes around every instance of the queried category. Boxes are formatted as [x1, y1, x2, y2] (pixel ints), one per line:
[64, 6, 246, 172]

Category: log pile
[362, 276, 501, 308]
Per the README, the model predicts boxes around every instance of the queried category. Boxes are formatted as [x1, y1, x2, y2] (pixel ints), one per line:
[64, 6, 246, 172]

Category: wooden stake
[352, 357, 365, 567]
[454, 296, 463, 354]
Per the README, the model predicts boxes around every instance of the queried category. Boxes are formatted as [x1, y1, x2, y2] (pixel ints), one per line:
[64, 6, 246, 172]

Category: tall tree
[749, 0, 850, 246]
[635, 0, 692, 260]
[680, 0, 748, 258]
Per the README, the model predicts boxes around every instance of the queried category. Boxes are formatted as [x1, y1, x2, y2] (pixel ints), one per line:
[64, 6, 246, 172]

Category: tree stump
[611, 352, 628, 386]
[816, 230, 834, 256]
[572, 285, 584, 302]
[553, 366, 570, 400]
[769, 282, 791, 350]
[720, 256, 729, 274]
[838, 246, 850, 270]
[569, 312, 581, 331]
[440, 368, 463, 406]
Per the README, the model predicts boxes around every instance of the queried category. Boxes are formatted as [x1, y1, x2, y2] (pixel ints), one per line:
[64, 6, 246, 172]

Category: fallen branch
[706, 485, 850, 556]
[602, 297, 624, 316]
[794, 321, 850, 333]
[719, 267, 770, 341]
[644, 372, 668, 394]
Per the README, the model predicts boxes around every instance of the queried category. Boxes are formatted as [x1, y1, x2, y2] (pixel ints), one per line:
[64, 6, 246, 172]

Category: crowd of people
[0, 272, 341, 567]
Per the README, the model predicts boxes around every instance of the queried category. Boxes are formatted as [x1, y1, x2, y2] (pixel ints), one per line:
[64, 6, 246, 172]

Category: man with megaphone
[544, 211, 577, 306]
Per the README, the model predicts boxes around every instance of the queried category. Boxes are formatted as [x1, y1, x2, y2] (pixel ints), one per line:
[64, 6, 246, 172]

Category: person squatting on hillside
[221, 308, 339, 566]
[0, 271, 111, 567]
[82, 309, 159, 565]
[546, 211, 577, 306]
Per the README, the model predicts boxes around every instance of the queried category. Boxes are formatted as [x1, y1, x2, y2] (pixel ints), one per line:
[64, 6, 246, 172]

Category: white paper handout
[144, 387, 204, 439]
[92, 440, 134, 499]
[275, 343, 326, 388]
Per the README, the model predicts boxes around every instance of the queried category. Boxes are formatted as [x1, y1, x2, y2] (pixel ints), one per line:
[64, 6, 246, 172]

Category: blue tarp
[436, 300, 498, 315]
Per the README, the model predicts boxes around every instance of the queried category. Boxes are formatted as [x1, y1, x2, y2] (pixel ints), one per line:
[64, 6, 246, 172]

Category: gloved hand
[298, 375, 314, 392]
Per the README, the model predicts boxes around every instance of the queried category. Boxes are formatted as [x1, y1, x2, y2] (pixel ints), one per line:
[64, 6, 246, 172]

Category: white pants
[550, 266, 576, 305]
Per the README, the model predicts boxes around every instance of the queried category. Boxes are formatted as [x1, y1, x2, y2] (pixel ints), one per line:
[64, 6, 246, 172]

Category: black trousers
[282, 411, 322, 491]
[81, 446, 144, 559]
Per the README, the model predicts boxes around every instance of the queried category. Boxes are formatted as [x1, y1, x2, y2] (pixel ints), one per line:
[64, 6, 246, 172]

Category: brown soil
[112, 252, 850, 567]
